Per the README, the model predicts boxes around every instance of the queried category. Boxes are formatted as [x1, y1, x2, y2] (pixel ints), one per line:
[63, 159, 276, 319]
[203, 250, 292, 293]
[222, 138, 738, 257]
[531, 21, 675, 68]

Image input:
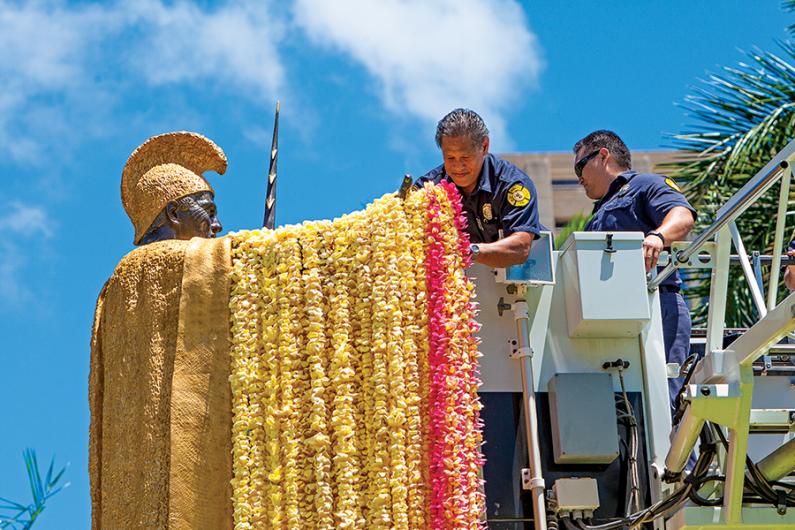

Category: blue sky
[0, 1, 789, 527]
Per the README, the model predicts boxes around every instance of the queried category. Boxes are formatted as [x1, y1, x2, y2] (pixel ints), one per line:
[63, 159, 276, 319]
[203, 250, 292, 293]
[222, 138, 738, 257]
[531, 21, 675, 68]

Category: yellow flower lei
[300, 222, 334, 528]
[229, 186, 483, 529]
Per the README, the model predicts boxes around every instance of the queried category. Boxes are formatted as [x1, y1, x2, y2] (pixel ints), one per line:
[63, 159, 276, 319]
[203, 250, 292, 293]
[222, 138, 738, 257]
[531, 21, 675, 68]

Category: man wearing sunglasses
[573, 130, 697, 413]
[415, 108, 542, 268]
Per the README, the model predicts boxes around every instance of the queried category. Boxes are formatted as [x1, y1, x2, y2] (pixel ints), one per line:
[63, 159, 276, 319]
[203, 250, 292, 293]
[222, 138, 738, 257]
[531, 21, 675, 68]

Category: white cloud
[0, 1, 115, 163]
[292, 0, 543, 148]
[0, 0, 542, 158]
[0, 202, 53, 306]
[242, 125, 274, 147]
[124, 0, 285, 102]
[0, 0, 285, 163]
[0, 1, 112, 90]
[2, 202, 52, 238]
[0, 245, 26, 306]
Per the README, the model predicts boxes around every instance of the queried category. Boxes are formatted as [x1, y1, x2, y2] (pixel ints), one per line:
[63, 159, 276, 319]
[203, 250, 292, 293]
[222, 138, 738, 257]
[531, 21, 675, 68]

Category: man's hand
[472, 231, 533, 268]
[642, 234, 664, 272]
[644, 206, 695, 273]
[785, 249, 795, 291]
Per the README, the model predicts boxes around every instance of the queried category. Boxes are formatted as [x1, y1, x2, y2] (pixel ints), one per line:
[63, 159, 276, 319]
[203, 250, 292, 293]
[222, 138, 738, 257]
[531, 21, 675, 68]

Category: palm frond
[0, 450, 69, 530]
[786, 0, 795, 37]
[555, 212, 592, 249]
[664, 41, 795, 327]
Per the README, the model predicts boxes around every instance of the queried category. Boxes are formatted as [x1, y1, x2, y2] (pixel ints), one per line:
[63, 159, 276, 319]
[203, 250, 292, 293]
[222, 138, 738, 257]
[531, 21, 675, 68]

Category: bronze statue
[91, 131, 234, 529]
[121, 131, 227, 245]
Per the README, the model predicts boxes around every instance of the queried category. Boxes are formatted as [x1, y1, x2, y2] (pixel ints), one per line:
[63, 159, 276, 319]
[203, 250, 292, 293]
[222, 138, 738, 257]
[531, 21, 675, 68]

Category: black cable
[572, 480, 694, 530]
[688, 475, 725, 506]
[576, 402, 795, 528]
[672, 354, 699, 426]
[615, 368, 641, 516]
[692, 422, 795, 508]
[626, 442, 717, 527]
[745, 458, 795, 506]
[721, 419, 795, 506]
[547, 503, 560, 530]
[571, 396, 795, 530]
[711, 422, 729, 450]
[576, 459, 705, 529]
[559, 516, 580, 530]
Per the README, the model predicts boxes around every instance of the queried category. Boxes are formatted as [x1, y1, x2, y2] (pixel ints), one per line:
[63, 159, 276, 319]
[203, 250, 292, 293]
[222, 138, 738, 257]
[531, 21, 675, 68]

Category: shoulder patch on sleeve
[665, 177, 683, 193]
[507, 183, 531, 207]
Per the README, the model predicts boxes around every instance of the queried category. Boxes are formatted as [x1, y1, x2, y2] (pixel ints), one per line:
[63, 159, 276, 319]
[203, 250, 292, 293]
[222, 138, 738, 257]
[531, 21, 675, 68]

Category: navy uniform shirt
[586, 170, 697, 289]
[415, 153, 542, 244]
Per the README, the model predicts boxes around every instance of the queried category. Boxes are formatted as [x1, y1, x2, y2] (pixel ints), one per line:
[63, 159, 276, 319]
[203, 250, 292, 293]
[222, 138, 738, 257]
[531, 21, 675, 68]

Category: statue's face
[167, 191, 222, 240]
[137, 191, 222, 245]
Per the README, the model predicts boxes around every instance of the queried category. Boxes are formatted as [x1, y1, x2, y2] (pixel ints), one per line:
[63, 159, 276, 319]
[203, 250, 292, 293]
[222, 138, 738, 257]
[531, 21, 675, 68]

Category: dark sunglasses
[574, 150, 601, 179]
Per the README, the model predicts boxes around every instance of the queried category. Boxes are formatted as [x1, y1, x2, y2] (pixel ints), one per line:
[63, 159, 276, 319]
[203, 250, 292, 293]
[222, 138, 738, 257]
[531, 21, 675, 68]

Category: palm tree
[554, 212, 591, 249]
[0, 450, 68, 530]
[665, 2, 795, 327]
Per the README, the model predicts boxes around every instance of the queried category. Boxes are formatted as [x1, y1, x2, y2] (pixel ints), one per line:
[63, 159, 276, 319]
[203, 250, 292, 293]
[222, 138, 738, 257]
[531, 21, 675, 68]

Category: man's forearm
[656, 206, 695, 244]
[786, 267, 795, 291]
[473, 232, 533, 268]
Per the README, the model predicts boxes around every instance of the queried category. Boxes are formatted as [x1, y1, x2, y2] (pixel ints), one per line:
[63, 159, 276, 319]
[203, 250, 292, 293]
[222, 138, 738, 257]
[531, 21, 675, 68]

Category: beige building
[500, 150, 686, 231]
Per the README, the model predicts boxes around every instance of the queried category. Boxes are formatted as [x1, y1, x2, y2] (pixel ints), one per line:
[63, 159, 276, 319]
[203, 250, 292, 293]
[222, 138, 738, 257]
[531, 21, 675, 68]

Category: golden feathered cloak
[89, 237, 233, 529]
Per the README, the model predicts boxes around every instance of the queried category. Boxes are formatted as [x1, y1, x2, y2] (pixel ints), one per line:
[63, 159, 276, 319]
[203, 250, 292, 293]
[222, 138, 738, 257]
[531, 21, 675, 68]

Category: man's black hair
[573, 130, 632, 170]
[435, 108, 489, 148]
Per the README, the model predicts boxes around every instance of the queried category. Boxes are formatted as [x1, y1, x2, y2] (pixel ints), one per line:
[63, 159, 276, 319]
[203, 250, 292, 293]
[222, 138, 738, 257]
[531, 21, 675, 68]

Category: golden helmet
[121, 131, 228, 245]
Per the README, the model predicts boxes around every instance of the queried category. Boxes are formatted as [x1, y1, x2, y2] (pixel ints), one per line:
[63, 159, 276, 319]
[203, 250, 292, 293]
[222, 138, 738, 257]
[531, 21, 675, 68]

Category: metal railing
[658, 138, 795, 526]
[649, 146, 793, 292]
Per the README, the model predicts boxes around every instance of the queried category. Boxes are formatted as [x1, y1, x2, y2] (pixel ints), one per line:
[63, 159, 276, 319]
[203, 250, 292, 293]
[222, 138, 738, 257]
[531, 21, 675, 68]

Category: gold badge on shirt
[507, 183, 531, 207]
[482, 203, 493, 220]
[665, 177, 683, 193]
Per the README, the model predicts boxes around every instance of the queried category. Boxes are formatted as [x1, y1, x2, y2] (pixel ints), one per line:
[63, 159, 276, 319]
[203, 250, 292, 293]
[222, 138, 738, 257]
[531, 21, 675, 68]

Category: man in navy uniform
[573, 130, 697, 411]
[415, 108, 542, 268]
